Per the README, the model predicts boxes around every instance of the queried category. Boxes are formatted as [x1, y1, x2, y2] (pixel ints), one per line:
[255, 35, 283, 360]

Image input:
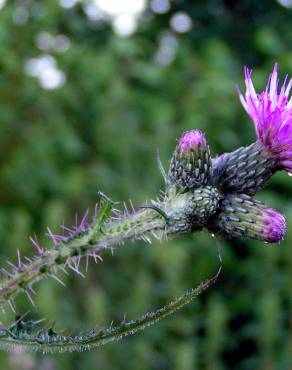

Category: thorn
[75, 255, 81, 269]
[33, 318, 47, 326]
[85, 255, 89, 272]
[123, 202, 130, 216]
[25, 290, 35, 306]
[94, 202, 99, 217]
[6, 261, 18, 272]
[90, 253, 103, 264]
[51, 274, 66, 287]
[28, 285, 36, 295]
[67, 263, 85, 278]
[8, 300, 16, 313]
[151, 231, 159, 240]
[47, 228, 58, 244]
[57, 235, 67, 242]
[11, 311, 30, 328]
[80, 208, 89, 229]
[17, 249, 22, 270]
[60, 266, 69, 275]
[24, 256, 32, 263]
[97, 191, 114, 205]
[144, 235, 152, 244]
[30, 236, 44, 255]
[61, 225, 74, 234]
[0, 268, 13, 277]
[112, 207, 121, 215]
[92, 254, 98, 264]
[96, 255, 103, 262]
[124, 227, 135, 238]
[157, 148, 168, 183]
[129, 199, 135, 213]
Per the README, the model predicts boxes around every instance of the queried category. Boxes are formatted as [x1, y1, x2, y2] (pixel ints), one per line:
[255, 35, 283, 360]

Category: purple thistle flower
[261, 208, 286, 243]
[238, 63, 292, 172]
[178, 130, 207, 157]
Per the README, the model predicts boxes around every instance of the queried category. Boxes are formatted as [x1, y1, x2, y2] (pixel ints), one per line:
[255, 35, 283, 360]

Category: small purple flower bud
[261, 208, 286, 243]
[208, 194, 286, 243]
[168, 130, 212, 190]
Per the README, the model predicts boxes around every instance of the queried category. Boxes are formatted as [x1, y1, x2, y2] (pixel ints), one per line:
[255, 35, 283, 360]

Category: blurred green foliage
[0, 0, 291, 369]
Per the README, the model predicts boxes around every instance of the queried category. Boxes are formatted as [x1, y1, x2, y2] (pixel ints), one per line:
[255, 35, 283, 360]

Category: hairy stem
[0, 207, 165, 307]
[0, 267, 220, 353]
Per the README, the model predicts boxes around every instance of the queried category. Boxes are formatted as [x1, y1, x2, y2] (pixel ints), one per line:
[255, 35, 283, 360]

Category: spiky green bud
[208, 193, 286, 243]
[212, 142, 276, 196]
[168, 130, 212, 191]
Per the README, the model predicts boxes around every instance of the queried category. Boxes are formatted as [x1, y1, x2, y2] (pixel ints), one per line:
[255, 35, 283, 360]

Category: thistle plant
[0, 64, 290, 353]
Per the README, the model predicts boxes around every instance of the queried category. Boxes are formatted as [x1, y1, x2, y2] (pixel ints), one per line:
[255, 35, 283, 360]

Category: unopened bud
[208, 193, 286, 243]
[168, 130, 212, 191]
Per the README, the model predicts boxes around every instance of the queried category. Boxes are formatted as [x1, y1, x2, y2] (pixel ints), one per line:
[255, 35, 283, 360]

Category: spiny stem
[0, 207, 166, 307]
[0, 267, 221, 353]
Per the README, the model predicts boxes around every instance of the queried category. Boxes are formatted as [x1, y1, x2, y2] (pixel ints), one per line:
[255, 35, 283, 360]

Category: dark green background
[0, 1, 291, 369]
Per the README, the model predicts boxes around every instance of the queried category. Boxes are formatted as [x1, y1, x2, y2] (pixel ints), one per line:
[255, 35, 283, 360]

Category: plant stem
[0, 208, 165, 307]
[0, 267, 220, 353]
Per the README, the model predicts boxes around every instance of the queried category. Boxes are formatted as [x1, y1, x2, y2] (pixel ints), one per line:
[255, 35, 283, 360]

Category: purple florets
[178, 130, 207, 156]
[238, 63, 292, 172]
[262, 208, 286, 243]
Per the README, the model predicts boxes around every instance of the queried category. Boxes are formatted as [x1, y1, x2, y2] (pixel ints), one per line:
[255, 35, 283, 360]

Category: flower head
[178, 130, 207, 157]
[238, 63, 292, 172]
